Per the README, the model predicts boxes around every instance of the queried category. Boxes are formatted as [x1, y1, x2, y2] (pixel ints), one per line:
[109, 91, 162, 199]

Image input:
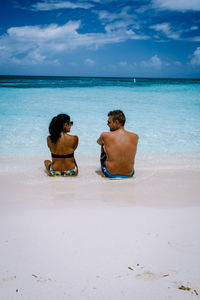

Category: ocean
[0, 75, 200, 155]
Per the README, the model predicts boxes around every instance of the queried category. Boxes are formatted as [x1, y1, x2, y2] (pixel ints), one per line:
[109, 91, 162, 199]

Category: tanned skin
[97, 115, 138, 175]
[44, 122, 78, 175]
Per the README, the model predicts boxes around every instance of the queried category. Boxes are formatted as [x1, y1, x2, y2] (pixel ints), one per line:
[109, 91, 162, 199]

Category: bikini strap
[51, 152, 74, 158]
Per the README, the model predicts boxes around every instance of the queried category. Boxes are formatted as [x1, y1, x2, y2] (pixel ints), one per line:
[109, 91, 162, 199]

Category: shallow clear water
[0, 76, 200, 154]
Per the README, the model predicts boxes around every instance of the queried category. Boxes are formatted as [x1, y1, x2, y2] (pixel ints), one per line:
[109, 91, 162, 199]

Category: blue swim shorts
[100, 151, 134, 179]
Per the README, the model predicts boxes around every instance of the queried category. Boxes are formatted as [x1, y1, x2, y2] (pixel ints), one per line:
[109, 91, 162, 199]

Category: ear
[63, 122, 69, 132]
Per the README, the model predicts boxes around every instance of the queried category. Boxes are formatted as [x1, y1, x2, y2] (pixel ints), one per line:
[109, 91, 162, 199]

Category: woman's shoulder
[63, 133, 78, 145]
[72, 135, 78, 141]
[63, 133, 78, 139]
[68, 134, 79, 149]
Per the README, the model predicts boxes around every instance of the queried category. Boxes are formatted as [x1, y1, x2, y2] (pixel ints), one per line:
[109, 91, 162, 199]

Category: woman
[44, 114, 78, 176]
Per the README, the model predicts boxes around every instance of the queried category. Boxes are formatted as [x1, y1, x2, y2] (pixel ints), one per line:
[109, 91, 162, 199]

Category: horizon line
[0, 74, 200, 80]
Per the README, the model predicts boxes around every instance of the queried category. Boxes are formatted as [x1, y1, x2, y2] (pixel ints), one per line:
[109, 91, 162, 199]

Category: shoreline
[0, 152, 199, 208]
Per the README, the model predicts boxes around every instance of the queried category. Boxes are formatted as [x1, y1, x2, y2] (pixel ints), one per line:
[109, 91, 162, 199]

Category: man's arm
[97, 133, 105, 145]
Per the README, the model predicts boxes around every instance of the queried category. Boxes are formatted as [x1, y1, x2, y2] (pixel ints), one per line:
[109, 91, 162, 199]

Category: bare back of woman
[44, 114, 79, 176]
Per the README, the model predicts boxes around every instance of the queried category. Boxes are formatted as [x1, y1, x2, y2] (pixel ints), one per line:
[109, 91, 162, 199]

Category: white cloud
[141, 55, 182, 69]
[135, 5, 150, 13]
[142, 55, 165, 69]
[0, 20, 148, 65]
[152, 0, 200, 11]
[30, 1, 94, 11]
[119, 61, 128, 67]
[191, 36, 200, 41]
[7, 21, 81, 41]
[105, 21, 129, 33]
[150, 23, 180, 39]
[85, 58, 96, 66]
[173, 61, 182, 66]
[95, 7, 148, 40]
[184, 26, 199, 34]
[95, 6, 141, 30]
[190, 47, 200, 65]
[96, 6, 131, 23]
[190, 26, 198, 31]
[105, 20, 140, 33]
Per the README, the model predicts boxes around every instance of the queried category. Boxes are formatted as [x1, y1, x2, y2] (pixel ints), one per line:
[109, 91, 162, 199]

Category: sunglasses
[69, 121, 73, 126]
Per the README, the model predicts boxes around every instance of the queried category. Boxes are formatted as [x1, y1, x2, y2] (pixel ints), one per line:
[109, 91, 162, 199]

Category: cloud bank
[0, 20, 148, 65]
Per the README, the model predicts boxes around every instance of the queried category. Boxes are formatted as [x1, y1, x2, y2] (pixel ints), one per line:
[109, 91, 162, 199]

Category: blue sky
[0, 0, 200, 77]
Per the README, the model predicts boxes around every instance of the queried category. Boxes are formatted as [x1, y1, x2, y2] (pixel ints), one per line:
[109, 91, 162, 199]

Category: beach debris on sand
[31, 274, 52, 283]
[179, 285, 191, 291]
[178, 285, 199, 295]
[128, 263, 145, 271]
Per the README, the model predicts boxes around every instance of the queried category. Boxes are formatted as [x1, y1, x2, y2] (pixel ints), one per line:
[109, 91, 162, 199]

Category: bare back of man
[97, 110, 139, 177]
[101, 129, 138, 175]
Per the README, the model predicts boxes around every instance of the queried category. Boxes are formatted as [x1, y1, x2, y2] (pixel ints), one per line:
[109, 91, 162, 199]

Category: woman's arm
[47, 136, 51, 149]
[73, 135, 79, 150]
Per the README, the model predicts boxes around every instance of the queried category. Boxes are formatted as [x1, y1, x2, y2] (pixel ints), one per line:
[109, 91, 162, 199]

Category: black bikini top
[51, 152, 74, 159]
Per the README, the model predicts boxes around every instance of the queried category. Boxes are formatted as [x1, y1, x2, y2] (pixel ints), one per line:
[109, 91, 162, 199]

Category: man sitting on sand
[97, 110, 139, 178]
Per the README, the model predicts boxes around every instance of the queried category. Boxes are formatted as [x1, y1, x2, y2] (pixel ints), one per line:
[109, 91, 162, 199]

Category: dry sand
[0, 153, 200, 299]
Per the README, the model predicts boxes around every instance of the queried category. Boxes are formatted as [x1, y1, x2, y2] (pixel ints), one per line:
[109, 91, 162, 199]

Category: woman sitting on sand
[44, 113, 78, 176]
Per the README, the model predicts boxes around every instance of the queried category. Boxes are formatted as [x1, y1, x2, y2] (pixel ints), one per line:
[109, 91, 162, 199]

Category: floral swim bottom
[48, 164, 77, 177]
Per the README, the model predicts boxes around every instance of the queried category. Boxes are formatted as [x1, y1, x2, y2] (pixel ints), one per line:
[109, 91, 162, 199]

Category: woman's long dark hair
[49, 114, 70, 144]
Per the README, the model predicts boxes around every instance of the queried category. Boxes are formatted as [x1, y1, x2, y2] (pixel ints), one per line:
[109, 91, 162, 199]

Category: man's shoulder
[100, 131, 115, 144]
[101, 131, 112, 138]
[126, 130, 139, 139]
[102, 131, 111, 136]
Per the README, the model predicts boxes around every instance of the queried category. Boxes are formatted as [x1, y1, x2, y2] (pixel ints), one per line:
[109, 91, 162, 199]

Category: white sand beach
[0, 153, 200, 300]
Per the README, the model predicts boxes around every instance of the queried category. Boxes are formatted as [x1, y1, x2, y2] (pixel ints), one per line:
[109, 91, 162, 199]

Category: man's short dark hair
[108, 110, 126, 126]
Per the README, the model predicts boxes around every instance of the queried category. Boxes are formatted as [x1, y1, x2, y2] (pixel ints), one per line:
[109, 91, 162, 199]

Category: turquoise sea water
[0, 76, 200, 155]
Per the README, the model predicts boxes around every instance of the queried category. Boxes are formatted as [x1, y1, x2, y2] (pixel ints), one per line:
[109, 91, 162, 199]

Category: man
[97, 110, 139, 178]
